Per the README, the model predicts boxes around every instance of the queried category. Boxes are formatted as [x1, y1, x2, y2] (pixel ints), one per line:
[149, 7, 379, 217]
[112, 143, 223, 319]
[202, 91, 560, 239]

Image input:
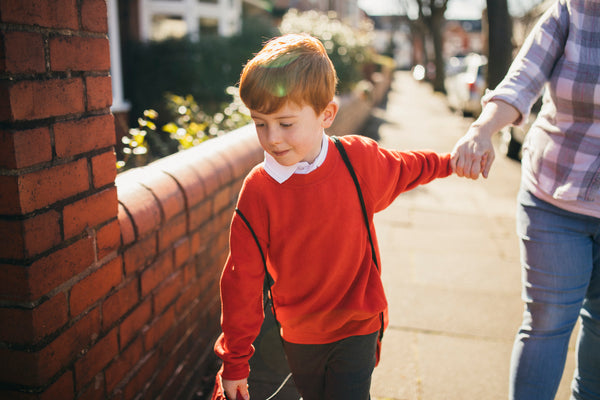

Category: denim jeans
[511, 189, 600, 400]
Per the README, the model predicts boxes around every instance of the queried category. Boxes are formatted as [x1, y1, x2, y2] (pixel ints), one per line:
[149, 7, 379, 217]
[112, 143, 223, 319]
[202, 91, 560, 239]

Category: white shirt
[263, 132, 329, 183]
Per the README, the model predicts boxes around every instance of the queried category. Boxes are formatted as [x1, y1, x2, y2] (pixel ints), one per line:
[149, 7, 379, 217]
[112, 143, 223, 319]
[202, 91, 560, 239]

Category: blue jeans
[511, 189, 600, 400]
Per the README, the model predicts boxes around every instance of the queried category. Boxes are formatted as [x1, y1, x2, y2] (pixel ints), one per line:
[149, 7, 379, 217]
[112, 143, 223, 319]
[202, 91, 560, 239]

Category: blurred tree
[415, 0, 449, 92]
[486, 0, 513, 89]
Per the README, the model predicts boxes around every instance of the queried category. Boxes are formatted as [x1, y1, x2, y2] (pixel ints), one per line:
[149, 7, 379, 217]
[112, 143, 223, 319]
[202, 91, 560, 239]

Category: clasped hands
[451, 124, 495, 180]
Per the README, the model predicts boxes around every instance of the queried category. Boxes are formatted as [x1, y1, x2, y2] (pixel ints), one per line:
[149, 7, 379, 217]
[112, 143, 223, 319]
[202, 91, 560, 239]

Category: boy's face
[250, 101, 338, 166]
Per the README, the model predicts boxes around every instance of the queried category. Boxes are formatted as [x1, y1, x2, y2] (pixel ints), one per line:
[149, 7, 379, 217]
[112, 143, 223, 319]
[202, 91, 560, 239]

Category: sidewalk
[246, 71, 577, 400]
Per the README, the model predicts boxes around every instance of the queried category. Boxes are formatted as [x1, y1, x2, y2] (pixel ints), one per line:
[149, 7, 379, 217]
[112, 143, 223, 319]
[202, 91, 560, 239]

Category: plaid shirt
[483, 0, 600, 217]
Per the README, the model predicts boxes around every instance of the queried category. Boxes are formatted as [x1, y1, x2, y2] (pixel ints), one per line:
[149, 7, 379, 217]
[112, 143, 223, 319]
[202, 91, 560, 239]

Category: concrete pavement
[245, 71, 577, 400]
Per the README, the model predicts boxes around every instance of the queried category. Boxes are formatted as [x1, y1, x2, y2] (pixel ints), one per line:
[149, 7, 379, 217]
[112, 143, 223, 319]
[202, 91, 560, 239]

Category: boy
[213, 33, 453, 400]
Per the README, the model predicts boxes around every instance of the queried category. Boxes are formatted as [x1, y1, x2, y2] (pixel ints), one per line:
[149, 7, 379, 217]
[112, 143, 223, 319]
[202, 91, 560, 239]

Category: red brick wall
[114, 127, 262, 400]
[0, 1, 263, 399]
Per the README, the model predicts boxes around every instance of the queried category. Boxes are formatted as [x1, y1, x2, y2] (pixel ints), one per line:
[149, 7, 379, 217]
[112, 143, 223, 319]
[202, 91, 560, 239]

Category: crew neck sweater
[215, 135, 452, 380]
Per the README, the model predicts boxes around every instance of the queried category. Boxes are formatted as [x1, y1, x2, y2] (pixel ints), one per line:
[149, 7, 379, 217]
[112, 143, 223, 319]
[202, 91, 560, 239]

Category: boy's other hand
[222, 377, 249, 400]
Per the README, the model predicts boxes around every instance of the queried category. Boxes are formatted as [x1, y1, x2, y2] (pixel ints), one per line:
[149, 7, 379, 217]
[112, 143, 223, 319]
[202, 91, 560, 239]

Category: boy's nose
[266, 127, 283, 145]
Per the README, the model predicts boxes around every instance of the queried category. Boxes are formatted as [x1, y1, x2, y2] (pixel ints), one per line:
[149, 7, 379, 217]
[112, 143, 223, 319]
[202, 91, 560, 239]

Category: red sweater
[215, 135, 452, 380]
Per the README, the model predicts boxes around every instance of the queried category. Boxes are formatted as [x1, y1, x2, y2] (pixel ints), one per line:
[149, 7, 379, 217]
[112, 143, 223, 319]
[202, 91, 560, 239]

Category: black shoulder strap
[332, 136, 385, 341]
[332, 136, 379, 270]
[235, 208, 267, 272]
[235, 210, 292, 399]
[234, 208, 276, 317]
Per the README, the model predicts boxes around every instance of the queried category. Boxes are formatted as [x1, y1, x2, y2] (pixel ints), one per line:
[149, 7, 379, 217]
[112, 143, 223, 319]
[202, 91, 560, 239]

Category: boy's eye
[280, 123, 292, 128]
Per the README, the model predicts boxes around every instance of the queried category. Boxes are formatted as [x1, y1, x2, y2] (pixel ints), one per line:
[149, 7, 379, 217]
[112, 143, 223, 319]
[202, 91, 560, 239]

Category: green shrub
[279, 9, 374, 93]
[123, 16, 277, 123]
[162, 87, 251, 149]
[123, 11, 374, 121]
[117, 87, 251, 171]
[118, 10, 375, 171]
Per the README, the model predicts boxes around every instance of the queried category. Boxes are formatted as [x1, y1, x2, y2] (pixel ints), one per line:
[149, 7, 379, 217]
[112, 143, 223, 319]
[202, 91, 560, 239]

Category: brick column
[0, 1, 119, 398]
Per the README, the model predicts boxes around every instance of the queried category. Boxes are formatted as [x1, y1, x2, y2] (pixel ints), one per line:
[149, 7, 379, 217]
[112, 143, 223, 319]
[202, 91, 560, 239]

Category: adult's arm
[451, 0, 569, 180]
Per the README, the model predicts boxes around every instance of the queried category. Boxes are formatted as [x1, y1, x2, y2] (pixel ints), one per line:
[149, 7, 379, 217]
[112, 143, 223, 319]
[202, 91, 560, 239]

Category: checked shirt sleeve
[481, 0, 569, 125]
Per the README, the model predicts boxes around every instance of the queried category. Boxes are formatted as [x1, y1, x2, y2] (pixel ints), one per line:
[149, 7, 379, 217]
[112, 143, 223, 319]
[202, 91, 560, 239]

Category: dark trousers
[282, 331, 378, 400]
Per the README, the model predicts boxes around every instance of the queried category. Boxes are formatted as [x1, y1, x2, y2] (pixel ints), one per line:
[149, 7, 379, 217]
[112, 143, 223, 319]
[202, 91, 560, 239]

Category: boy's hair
[239, 33, 338, 115]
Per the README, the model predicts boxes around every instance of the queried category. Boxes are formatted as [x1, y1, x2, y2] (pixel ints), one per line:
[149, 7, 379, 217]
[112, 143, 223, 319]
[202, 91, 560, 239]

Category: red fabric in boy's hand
[210, 368, 226, 400]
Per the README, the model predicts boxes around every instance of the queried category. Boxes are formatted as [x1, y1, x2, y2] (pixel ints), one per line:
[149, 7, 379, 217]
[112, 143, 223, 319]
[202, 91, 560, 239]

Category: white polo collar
[263, 132, 329, 183]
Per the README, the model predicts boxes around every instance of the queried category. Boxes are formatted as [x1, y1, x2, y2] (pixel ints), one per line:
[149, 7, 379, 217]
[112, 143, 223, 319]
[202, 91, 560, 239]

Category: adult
[451, 1, 600, 399]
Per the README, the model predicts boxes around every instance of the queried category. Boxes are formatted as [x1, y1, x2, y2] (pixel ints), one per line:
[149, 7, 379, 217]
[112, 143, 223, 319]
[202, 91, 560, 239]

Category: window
[151, 15, 188, 40]
[139, 0, 241, 41]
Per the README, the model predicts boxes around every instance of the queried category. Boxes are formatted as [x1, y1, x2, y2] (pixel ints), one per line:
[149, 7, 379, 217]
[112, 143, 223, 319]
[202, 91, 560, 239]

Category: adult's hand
[451, 125, 495, 179]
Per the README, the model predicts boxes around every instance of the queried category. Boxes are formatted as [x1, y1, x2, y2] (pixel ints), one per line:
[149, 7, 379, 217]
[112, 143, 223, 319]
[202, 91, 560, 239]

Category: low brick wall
[113, 125, 262, 399]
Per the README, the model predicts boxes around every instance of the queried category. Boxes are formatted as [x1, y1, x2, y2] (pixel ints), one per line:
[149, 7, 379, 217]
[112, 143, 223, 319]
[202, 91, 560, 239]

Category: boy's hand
[222, 377, 249, 400]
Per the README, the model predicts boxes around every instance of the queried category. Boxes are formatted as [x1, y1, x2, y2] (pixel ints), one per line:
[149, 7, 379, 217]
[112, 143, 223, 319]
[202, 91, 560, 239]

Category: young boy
[213, 33, 453, 400]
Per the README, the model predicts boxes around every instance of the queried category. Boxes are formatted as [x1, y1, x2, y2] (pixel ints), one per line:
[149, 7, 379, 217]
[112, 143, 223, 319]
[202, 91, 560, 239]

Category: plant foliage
[117, 87, 251, 171]
[123, 16, 277, 122]
[279, 9, 374, 93]
[118, 10, 375, 171]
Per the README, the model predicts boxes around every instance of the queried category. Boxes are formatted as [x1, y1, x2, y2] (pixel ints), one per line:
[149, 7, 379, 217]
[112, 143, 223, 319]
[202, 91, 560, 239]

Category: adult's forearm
[471, 99, 520, 138]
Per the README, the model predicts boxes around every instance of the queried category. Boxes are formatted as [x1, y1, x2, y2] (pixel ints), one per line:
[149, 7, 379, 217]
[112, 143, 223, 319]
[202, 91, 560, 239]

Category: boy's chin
[271, 153, 301, 166]
[278, 160, 298, 167]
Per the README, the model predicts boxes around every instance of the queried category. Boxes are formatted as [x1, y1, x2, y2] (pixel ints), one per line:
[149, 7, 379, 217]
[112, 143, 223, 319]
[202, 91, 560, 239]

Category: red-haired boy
[214, 33, 454, 400]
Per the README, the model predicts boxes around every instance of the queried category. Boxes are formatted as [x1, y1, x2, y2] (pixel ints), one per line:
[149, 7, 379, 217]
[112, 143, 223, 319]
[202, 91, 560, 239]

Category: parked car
[444, 53, 488, 117]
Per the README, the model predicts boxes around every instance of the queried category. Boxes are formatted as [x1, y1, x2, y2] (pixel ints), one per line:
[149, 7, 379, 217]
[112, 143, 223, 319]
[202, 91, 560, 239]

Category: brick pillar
[0, 1, 119, 398]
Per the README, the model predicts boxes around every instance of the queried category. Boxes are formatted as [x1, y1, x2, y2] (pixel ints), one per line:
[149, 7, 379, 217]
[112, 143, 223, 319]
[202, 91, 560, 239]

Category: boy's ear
[320, 101, 339, 129]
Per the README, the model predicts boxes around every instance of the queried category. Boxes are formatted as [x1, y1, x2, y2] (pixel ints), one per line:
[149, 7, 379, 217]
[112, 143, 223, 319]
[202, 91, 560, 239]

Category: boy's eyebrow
[250, 112, 298, 120]
[274, 114, 297, 119]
